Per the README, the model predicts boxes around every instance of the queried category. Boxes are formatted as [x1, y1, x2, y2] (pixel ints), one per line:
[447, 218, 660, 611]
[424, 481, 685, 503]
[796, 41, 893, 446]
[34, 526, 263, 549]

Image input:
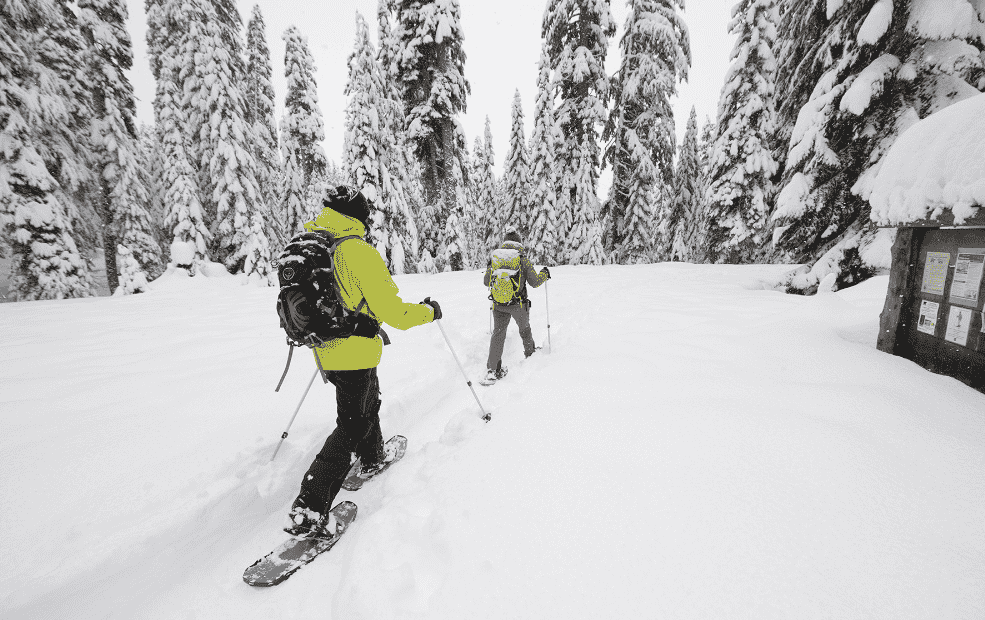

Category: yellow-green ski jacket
[303, 208, 434, 370]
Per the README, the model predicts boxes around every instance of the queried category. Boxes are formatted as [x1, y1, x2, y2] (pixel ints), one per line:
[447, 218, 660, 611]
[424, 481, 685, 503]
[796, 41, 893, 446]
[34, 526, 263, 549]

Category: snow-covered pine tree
[280, 26, 329, 238]
[192, 1, 271, 280]
[377, 0, 422, 272]
[604, 0, 690, 264]
[246, 5, 283, 252]
[325, 160, 347, 188]
[570, 143, 606, 264]
[527, 45, 559, 265]
[344, 11, 419, 274]
[79, 0, 163, 292]
[395, 0, 471, 268]
[146, 0, 208, 268]
[137, 124, 168, 253]
[502, 90, 531, 240]
[689, 116, 716, 262]
[159, 59, 210, 268]
[33, 0, 103, 253]
[461, 136, 483, 266]
[671, 107, 702, 261]
[173, 0, 213, 227]
[1, 0, 96, 301]
[542, 0, 615, 265]
[115, 244, 149, 294]
[705, 0, 778, 264]
[443, 163, 470, 270]
[478, 116, 500, 254]
[772, 0, 985, 293]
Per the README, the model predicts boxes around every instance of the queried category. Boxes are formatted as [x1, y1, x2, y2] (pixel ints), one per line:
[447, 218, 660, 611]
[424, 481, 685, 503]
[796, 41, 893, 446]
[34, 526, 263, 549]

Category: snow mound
[869, 93, 985, 225]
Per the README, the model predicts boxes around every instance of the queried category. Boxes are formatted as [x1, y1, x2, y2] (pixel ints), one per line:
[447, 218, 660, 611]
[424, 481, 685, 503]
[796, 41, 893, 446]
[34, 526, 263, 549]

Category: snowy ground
[1, 262, 984, 619]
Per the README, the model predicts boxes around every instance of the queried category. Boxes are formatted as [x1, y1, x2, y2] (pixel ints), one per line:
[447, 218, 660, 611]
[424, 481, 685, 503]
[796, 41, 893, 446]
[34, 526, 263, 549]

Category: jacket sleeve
[522, 257, 549, 289]
[349, 242, 435, 330]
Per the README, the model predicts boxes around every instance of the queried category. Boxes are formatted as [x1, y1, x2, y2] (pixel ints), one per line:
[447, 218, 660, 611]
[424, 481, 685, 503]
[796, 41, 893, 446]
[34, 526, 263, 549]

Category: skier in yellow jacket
[285, 185, 440, 537]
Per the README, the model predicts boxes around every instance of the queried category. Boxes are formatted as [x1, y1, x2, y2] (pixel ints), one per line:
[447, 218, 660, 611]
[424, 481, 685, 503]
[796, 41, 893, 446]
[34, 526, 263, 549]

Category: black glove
[541, 267, 551, 280]
[420, 297, 442, 321]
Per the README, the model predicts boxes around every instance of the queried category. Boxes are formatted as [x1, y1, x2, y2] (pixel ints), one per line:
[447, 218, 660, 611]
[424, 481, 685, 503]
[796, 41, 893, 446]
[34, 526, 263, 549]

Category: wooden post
[877, 227, 925, 354]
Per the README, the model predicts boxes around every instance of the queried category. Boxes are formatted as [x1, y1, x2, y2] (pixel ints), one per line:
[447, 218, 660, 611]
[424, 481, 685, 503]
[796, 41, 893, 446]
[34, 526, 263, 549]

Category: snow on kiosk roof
[869, 93, 985, 228]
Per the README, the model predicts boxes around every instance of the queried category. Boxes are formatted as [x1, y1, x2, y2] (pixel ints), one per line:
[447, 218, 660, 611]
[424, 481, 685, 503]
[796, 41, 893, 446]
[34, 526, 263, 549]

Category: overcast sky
[125, 0, 735, 181]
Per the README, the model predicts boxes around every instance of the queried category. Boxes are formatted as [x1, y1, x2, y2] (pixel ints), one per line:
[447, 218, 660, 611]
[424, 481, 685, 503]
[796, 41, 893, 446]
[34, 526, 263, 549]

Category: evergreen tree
[158, 43, 210, 268]
[479, 117, 499, 253]
[115, 244, 149, 294]
[604, 0, 690, 264]
[571, 143, 606, 264]
[527, 45, 559, 265]
[543, 0, 615, 265]
[1, 0, 95, 301]
[137, 124, 169, 254]
[79, 0, 163, 292]
[280, 26, 328, 238]
[463, 136, 483, 264]
[246, 5, 283, 251]
[344, 12, 419, 274]
[671, 107, 702, 261]
[502, 90, 531, 239]
[395, 0, 471, 268]
[690, 116, 716, 262]
[34, 0, 101, 258]
[376, 0, 422, 272]
[194, 2, 271, 279]
[443, 164, 470, 270]
[773, 0, 985, 292]
[174, 1, 212, 227]
[705, 0, 778, 264]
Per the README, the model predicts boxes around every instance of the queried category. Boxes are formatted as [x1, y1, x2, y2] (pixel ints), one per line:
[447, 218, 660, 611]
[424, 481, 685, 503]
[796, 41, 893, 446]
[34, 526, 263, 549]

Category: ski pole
[270, 368, 319, 461]
[488, 302, 492, 334]
[545, 280, 551, 353]
[435, 319, 491, 422]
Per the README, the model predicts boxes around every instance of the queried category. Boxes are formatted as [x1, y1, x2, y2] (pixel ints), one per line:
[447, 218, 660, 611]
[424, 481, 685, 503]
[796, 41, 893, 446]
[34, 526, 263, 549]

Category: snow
[907, 0, 985, 40]
[839, 54, 900, 116]
[857, 0, 893, 45]
[2, 264, 985, 619]
[869, 93, 985, 225]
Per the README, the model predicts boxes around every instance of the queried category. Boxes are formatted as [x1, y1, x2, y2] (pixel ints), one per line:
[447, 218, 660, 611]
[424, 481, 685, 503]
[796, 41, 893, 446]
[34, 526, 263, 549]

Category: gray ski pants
[486, 301, 536, 370]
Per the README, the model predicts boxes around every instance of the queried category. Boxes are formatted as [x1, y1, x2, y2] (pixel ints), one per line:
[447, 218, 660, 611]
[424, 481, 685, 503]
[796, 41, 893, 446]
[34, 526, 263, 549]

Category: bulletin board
[901, 228, 985, 390]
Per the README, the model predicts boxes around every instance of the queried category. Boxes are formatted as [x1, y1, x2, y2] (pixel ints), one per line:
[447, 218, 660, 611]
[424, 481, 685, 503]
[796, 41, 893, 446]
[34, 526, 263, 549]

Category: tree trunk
[97, 184, 120, 294]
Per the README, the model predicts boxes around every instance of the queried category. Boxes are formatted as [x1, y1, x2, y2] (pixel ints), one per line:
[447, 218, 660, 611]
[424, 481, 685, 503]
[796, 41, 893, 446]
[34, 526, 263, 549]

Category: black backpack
[274, 231, 387, 388]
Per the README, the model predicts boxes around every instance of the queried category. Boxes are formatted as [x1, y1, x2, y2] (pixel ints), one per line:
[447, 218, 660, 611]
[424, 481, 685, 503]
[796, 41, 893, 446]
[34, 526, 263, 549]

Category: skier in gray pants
[481, 229, 550, 385]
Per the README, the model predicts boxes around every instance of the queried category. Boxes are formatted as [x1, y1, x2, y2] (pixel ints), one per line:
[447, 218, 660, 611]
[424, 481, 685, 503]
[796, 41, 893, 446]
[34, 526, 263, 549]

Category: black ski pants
[296, 367, 385, 514]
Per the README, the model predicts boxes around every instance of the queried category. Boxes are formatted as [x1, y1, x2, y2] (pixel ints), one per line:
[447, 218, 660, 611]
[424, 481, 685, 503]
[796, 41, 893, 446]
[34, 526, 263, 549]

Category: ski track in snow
[1, 264, 984, 619]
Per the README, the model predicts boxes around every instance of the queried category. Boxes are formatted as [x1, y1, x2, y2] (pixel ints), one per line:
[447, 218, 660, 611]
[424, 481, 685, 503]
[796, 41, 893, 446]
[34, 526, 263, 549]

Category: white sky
[125, 0, 735, 179]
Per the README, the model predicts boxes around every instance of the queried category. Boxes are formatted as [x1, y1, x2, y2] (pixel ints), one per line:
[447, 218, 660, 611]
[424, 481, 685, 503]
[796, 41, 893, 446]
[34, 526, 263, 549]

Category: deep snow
[1, 263, 984, 619]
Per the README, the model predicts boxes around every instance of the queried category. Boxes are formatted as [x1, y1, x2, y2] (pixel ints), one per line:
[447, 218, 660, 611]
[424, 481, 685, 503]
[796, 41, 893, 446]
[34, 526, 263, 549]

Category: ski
[243, 501, 357, 587]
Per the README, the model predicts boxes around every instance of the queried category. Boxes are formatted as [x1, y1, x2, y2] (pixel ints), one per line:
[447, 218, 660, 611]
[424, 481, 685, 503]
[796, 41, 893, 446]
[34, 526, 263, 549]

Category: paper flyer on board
[949, 248, 985, 306]
[917, 300, 940, 335]
[921, 252, 950, 295]
[945, 306, 973, 346]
